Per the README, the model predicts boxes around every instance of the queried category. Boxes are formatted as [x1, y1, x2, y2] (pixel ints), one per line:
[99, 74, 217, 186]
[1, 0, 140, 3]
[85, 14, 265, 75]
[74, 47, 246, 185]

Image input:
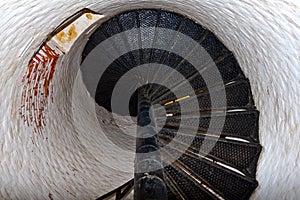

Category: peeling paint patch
[56, 24, 78, 44]
[20, 44, 59, 133]
[51, 11, 105, 53]
[86, 13, 93, 20]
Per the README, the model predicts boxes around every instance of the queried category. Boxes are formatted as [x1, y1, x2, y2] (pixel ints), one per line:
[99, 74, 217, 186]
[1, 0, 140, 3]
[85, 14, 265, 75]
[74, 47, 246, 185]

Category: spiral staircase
[80, 9, 261, 200]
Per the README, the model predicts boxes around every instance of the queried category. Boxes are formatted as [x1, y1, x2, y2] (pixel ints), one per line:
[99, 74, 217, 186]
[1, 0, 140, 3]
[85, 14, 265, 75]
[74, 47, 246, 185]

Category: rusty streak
[20, 44, 59, 133]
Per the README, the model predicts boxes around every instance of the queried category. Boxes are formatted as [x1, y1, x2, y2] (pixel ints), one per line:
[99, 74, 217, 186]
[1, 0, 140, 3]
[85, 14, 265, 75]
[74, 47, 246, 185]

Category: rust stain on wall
[20, 9, 103, 133]
[20, 44, 59, 133]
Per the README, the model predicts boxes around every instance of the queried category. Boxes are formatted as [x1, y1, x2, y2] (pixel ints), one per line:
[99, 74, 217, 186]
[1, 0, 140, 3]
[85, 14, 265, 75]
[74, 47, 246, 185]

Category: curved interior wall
[0, 0, 300, 199]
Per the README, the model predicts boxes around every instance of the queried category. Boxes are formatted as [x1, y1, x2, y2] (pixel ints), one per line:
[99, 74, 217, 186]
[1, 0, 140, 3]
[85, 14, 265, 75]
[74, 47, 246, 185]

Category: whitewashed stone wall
[0, 0, 299, 199]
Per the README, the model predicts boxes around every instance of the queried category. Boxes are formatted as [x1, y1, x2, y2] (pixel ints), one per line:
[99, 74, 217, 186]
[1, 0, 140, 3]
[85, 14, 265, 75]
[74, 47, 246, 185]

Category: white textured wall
[0, 0, 300, 199]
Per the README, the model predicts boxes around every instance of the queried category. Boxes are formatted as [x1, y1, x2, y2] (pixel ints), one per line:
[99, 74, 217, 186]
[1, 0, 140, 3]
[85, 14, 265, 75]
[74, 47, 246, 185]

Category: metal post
[134, 88, 168, 200]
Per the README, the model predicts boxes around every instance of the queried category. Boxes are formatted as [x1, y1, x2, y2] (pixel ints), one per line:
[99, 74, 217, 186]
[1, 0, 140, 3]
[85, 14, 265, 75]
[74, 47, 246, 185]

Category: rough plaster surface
[0, 0, 300, 199]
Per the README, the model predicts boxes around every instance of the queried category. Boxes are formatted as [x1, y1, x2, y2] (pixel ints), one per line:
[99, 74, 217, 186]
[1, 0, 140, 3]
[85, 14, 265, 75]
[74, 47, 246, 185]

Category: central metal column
[134, 89, 168, 200]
